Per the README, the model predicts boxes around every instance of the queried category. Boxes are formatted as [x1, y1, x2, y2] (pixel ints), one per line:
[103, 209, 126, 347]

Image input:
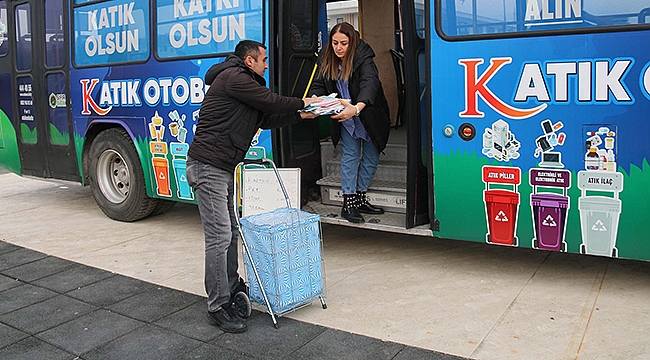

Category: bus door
[12, 0, 78, 181]
[401, 0, 433, 228]
[271, 0, 324, 204]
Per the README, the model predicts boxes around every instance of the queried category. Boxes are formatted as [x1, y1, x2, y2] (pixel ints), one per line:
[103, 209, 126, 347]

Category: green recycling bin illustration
[577, 170, 623, 257]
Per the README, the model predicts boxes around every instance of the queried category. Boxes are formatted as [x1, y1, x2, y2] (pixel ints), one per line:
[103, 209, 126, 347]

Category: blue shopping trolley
[234, 153, 327, 329]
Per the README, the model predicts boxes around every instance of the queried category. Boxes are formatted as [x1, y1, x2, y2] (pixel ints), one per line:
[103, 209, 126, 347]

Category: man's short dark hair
[234, 40, 266, 61]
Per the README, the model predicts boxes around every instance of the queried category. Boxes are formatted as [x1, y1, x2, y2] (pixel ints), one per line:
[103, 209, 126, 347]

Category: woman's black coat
[309, 40, 391, 152]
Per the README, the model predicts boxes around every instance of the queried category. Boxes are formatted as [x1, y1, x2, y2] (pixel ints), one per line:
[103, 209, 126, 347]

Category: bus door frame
[12, 0, 78, 181]
[270, 0, 324, 203]
[401, 0, 434, 229]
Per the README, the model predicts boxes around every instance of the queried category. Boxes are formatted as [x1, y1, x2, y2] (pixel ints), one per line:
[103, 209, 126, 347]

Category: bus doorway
[289, 0, 433, 235]
[11, 0, 78, 181]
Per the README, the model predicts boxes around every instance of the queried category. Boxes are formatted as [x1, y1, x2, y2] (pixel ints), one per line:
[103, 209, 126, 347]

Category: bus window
[73, 0, 149, 67]
[155, 0, 264, 60]
[47, 73, 69, 146]
[415, 0, 425, 39]
[290, 0, 313, 50]
[17, 76, 36, 144]
[45, 0, 65, 68]
[0, 1, 7, 56]
[15, 3, 31, 71]
[440, 0, 650, 37]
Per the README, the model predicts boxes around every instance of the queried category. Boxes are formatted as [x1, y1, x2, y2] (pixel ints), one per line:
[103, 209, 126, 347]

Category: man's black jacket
[188, 55, 304, 172]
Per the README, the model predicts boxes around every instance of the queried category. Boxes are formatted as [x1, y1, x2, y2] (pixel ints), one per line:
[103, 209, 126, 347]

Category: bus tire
[150, 199, 176, 217]
[88, 128, 157, 222]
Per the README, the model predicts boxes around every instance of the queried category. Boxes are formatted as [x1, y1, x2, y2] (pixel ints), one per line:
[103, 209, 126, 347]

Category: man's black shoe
[341, 207, 364, 223]
[207, 308, 247, 333]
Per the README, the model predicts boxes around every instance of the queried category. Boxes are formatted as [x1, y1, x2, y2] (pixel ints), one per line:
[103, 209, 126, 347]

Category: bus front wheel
[89, 128, 157, 222]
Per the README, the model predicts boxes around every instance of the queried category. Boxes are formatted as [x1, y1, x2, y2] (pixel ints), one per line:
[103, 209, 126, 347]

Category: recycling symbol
[180, 174, 187, 182]
[159, 172, 166, 180]
[495, 210, 509, 222]
[591, 220, 607, 232]
[542, 215, 557, 227]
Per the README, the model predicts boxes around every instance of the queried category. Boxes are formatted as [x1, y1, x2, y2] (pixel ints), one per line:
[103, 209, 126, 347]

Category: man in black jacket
[187, 40, 321, 333]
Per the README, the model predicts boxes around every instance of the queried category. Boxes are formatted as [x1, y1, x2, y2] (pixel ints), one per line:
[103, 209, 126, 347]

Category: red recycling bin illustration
[529, 169, 571, 252]
[482, 166, 521, 246]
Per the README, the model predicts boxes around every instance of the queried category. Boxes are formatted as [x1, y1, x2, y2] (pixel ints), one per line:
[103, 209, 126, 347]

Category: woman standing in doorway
[309, 22, 391, 223]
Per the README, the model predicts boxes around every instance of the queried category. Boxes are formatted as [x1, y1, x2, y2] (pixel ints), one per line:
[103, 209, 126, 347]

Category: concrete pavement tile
[286, 328, 403, 360]
[0, 295, 97, 335]
[290, 238, 547, 358]
[574, 259, 650, 360]
[0, 274, 23, 292]
[0, 322, 30, 349]
[106, 285, 202, 322]
[392, 346, 469, 360]
[175, 343, 253, 360]
[0, 241, 20, 255]
[32, 263, 115, 293]
[66, 274, 158, 307]
[2, 256, 76, 282]
[0, 284, 58, 315]
[36, 309, 144, 356]
[0, 248, 47, 271]
[212, 313, 327, 359]
[469, 252, 610, 360]
[154, 300, 225, 342]
[0, 336, 76, 360]
[81, 324, 203, 360]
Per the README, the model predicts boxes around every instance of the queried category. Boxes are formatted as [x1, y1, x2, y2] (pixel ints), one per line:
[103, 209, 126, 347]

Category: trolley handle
[234, 158, 293, 223]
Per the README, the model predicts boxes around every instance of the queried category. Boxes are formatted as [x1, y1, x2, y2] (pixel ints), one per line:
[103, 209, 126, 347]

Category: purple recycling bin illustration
[529, 169, 571, 252]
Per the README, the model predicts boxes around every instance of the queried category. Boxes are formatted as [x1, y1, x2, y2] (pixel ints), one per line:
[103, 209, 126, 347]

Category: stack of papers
[302, 94, 346, 115]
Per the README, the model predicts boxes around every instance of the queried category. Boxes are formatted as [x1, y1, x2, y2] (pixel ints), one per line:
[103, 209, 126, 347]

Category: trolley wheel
[233, 291, 252, 319]
[580, 243, 586, 255]
[561, 242, 566, 252]
[612, 247, 618, 258]
[88, 128, 157, 222]
[322, 303, 327, 309]
[274, 323, 279, 329]
[533, 239, 539, 249]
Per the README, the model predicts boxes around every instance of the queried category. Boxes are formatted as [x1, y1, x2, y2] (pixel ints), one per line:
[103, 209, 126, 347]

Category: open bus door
[10, 0, 78, 181]
[401, 0, 433, 229]
[271, 0, 324, 205]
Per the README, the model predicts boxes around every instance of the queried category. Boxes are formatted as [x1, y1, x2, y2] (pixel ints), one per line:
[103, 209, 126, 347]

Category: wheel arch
[82, 119, 153, 198]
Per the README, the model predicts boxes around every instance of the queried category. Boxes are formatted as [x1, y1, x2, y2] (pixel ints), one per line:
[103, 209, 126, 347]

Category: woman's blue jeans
[339, 127, 380, 195]
[186, 157, 240, 313]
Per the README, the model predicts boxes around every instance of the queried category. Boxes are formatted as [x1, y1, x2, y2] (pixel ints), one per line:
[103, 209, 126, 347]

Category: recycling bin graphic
[529, 169, 571, 252]
[152, 157, 171, 197]
[170, 142, 193, 200]
[577, 171, 623, 257]
[482, 166, 521, 246]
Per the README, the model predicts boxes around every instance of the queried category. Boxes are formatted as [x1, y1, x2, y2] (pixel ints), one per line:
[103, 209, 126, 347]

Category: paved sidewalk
[0, 240, 464, 360]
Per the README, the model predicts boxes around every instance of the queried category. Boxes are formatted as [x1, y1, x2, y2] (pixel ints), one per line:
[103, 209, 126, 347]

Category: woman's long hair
[319, 22, 359, 82]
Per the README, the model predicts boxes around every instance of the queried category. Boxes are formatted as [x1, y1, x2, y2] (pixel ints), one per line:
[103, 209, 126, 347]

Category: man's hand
[300, 111, 319, 119]
[302, 95, 323, 107]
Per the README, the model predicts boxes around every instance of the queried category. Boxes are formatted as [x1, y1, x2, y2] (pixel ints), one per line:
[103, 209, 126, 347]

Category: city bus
[1, 0, 650, 262]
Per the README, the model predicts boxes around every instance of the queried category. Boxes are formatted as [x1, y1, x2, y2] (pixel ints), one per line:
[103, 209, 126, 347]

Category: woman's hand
[331, 99, 355, 122]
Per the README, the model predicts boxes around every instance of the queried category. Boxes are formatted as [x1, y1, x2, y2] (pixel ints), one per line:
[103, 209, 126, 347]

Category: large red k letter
[80, 79, 111, 116]
[459, 58, 546, 119]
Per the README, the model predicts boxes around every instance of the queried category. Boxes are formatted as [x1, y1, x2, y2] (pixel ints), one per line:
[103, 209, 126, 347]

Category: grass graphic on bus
[0, 110, 20, 174]
[19, 123, 37, 144]
[434, 151, 650, 261]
